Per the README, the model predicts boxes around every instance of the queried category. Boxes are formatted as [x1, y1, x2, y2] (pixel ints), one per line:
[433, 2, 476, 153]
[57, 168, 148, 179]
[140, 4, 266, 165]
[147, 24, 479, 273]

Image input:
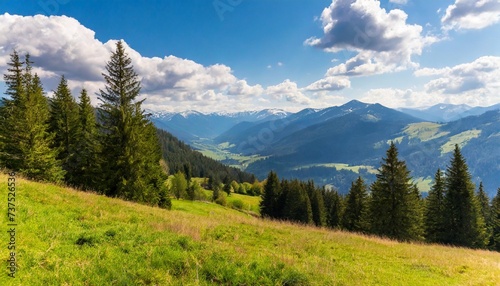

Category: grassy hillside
[2, 174, 500, 285]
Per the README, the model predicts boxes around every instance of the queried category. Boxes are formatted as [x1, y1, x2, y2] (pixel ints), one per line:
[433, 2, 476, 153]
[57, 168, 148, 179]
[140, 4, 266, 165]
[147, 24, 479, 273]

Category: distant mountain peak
[179, 110, 203, 118]
[341, 99, 372, 109]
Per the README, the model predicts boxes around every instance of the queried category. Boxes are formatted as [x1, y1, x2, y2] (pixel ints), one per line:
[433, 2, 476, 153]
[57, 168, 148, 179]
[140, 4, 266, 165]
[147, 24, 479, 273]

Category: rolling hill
[2, 173, 500, 285]
[152, 101, 500, 196]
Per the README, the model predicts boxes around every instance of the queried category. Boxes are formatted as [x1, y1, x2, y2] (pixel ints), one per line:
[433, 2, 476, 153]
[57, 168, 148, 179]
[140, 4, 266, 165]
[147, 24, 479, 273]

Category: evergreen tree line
[260, 142, 500, 251]
[155, 128, 255, 184]
[0, 43, 171, 209]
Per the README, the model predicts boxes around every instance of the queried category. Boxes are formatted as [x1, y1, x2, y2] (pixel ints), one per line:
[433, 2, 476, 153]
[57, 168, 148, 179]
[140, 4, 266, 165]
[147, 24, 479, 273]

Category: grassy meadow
[1, 173, 500, 285]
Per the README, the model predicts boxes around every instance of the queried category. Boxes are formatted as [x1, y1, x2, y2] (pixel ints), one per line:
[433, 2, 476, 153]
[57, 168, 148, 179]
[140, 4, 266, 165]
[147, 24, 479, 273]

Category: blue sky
[1, 0, 500, 112]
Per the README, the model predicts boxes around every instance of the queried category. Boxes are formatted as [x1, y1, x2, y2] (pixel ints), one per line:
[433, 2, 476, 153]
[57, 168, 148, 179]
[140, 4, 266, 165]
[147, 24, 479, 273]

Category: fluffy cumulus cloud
[227, 80, 264, 97]
[441, 0, 500, 31]
[305, 76, 351, 91]
[306, 0, 436, 76]
[360, 88, 436, 108]
[0, 13, 108, 81]
[387, 56, 500, 107]
[265, 79, 311, 105]
[359, 57, 500, 108]
[0, 13, 269, 112]
[417, 56, 500, 97]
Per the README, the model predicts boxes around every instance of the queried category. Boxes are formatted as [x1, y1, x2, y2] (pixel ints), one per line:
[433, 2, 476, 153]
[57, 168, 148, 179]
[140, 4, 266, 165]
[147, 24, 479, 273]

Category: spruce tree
[310, 187, 327, 227]
[0, 52, 63, 182]
[303, 180, 326, 226]
[260, 171, 281, 218]
[491, 188, 500, 251]
[370, 142, 423, 241]
[408, 184, 425, 241]
[72, 89, 101, 190]
[274, 179, 290, 219]
[323, 188, 343, 229]
[212, 184, 220, 202]
[282, 180, 313, 224]
[133, 113, 170, 205]
[223, 176, 231, 196]
[342, 176, 370, 233]
[0, 51, 24, 169]
[443, 145, 486, 248]
[48, 75, 79, 183]
[424, 169, 447, 243]
[183, 163, 192, 182]
[477, 182, 492, 248]
[98, 41, 169, 207]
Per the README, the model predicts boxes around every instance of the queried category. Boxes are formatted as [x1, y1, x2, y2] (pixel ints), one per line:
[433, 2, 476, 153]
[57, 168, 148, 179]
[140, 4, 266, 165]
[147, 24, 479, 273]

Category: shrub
[215, 192, 227, 206]
[231, 199, 244, 210]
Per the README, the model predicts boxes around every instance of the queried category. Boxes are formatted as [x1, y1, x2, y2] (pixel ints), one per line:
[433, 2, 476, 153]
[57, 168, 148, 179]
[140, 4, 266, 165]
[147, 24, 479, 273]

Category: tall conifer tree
[0, 51, 24, 169]
[282, 180, 313, 224]
[1, 52, 63, 182]
[260, 171, 281, 218]
[370, 142, 423, 241]
[98, 41, 169, 207]
[49, 75, 79, 183]
[491, 188, 500, 251]
[323, 188, 344, 229]
[310, 186, 327, 227]
[21, 73, 64, 182]
[342, 176, 370, 233]
[476, 182, 492, 247]
[72, 89, 101, 190]
[424, 169, 447, 243]
[443, 145, 486, 248]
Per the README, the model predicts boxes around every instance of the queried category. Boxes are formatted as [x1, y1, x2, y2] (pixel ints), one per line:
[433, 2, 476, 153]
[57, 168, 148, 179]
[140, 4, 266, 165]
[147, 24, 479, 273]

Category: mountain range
[398, 103, 500, 122]
[149, 109, 290, 143]
[151, 101, 500, 197]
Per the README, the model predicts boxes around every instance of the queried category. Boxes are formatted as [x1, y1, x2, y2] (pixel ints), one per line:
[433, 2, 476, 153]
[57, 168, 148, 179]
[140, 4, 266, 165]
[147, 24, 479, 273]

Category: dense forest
[155, 128, 255, 184]
[0, 43, 171, 209]
[259, 142, 500, 251]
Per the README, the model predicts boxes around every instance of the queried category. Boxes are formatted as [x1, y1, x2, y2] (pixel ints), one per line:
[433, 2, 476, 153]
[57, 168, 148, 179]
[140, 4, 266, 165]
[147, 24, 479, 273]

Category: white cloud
[360, 57, 500, 108]
[413, 67, 450, 77]
[265, 79, 311, 105]
[417, 56, 500, 94]
[442, 0, 500, 30]
[360, 57, 500, 109]
[305, 76, 351, 91]
[0, 13, 108, 81]
[226, 80, 264, 97]
[0, 13, 269, 113]
[389, 0, 408, 5]
[360, 88, 436, 108]
[306, 0, 437, 76]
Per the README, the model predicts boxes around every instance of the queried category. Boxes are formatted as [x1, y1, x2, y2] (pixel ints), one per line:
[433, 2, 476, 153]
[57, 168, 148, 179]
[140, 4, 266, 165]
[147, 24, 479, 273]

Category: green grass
[440, 130, 482, 154]
[403, 122, 449, 142]
[191, 140, 266, 169]
[2, 173, 500, 285]
[196, 189, 261, 214]
[225, 193, 261, 214]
